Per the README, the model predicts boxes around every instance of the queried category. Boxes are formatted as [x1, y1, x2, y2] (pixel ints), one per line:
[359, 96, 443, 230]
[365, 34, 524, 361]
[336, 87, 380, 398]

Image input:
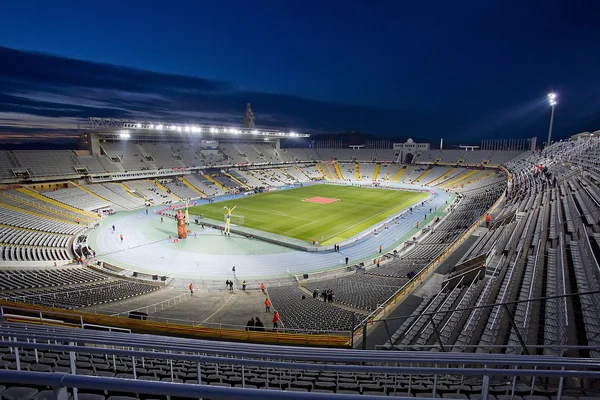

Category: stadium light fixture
[119, 133, 131, 139]
[547, 92, 557, 147]
[86, 118, 309, 138]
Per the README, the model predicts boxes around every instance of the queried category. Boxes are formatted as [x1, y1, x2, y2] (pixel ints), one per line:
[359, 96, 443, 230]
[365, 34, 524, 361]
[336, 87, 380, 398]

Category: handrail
[0, 301, 350, 347]
[1, 329, 600, 368]
[1, 369, 597, 400]
[108, 291, 191, 316]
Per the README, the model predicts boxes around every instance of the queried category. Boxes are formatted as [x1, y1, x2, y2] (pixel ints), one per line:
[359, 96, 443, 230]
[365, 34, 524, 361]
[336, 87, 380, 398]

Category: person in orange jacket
[260, 283, 265, 294]
[189, 283, 193, 295]
[272, 311, 280, 329]
[265, 298, 271, 313]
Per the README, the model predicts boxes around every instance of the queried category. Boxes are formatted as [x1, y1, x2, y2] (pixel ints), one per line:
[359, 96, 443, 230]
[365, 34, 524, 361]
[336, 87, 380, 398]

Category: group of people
[245, 317, 265, 331]
[225, 279, 234, 290]
[313, 288, 335, 302]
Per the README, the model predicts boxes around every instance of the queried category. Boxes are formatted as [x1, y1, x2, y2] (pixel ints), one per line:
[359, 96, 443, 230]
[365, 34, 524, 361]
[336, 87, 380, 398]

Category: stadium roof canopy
[571, 130, 600, 140]
[82, 117, 309, 139]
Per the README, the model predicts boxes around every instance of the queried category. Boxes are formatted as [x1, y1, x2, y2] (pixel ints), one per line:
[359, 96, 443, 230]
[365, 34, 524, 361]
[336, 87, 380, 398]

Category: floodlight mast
[547, 93, 557, 148]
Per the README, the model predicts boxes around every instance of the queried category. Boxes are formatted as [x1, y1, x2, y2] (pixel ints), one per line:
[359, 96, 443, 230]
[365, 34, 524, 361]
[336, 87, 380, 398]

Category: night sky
[0, 0, 599, 144]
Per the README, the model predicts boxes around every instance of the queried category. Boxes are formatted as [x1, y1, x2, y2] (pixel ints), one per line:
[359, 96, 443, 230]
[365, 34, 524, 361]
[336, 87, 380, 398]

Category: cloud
[0, 46, 458, 141]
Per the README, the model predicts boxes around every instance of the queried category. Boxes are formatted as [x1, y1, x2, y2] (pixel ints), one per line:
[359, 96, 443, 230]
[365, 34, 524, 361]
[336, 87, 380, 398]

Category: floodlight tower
[546, 93, 557, 148]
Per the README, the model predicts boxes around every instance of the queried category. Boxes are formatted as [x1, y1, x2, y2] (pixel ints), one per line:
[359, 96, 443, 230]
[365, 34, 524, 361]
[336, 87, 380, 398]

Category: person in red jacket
[272, 311, 280, 329]
[265, 298, 271, 313]
[260, 283, 265, 294]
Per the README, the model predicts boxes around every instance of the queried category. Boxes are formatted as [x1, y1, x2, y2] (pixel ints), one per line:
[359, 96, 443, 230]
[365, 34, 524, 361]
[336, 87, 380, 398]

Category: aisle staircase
[462, 171, 493, 187]
[225, 172, 250, 189]
[154, 180, 181, 200]
[119, 182, 139, 199]
[316, 164, 329, 180]
[18, 187, 98, 219]
[295, 165, 311, 180]
[333, 163, 344, 180]
[74, 184, 110, 203]
[440, 170, 478, 188]
[427, 168, 455, 186]
[412, 168, 432, 184]
[355, 163, 360, 180]
[372, 164, 380, 181]
[392, 168, 405, 182]
[204, 174, 229, 192]
[180, 177, 206, 197]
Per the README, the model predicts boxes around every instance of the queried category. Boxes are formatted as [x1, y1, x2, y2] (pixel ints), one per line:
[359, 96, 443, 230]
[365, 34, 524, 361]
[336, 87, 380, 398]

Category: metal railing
[1, 322, 600, 400]
[0, 302, 351, 346]
[368, 290, 600, 355]
[107, 291, 191, 316]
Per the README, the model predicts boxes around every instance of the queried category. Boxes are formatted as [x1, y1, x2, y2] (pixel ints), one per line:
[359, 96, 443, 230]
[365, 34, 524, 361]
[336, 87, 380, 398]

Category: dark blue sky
[0, 0, 599, 143]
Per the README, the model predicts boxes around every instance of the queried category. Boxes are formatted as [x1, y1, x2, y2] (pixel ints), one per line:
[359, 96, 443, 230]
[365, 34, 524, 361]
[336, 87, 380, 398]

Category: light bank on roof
[83, 117, 309, 139]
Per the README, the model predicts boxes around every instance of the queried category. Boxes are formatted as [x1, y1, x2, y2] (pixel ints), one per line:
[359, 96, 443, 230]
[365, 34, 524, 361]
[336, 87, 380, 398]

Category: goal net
[224, 214, 245, 226]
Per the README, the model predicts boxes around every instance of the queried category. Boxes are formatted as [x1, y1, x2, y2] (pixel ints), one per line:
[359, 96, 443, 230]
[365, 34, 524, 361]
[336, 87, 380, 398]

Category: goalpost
[224, 214, 245, 226]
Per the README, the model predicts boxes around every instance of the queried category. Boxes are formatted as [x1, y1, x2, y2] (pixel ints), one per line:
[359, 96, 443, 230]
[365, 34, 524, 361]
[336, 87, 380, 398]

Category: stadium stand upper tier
[0, 143, 527, 181]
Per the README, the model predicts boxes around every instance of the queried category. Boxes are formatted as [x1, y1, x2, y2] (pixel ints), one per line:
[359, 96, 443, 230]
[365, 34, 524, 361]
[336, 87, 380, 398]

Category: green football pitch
[188, 185, 427, 245]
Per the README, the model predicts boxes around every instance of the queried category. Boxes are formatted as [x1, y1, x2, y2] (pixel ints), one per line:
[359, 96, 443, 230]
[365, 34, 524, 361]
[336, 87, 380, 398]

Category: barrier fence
[0, 301, 351, 347]
[1, 322, 600, 400]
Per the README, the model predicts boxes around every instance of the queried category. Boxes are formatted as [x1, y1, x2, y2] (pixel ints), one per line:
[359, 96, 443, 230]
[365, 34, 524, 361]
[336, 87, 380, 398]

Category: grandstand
[1, 115, 599, 398]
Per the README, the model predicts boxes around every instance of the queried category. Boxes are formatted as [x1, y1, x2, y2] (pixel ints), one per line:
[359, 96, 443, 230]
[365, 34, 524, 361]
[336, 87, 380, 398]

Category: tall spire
[243, 103, 255, 128]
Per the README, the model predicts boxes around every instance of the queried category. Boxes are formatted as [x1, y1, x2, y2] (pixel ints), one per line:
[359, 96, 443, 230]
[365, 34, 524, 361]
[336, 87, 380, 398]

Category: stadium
[0, 105, 600, 400]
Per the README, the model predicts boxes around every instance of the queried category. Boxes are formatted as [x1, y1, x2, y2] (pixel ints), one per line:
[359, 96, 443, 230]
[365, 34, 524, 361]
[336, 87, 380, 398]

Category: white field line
[282, 219, 320, 234]
[202, 293, 235, 323]
[238, 206, 312, 221]
[320, 191, 425, 242]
